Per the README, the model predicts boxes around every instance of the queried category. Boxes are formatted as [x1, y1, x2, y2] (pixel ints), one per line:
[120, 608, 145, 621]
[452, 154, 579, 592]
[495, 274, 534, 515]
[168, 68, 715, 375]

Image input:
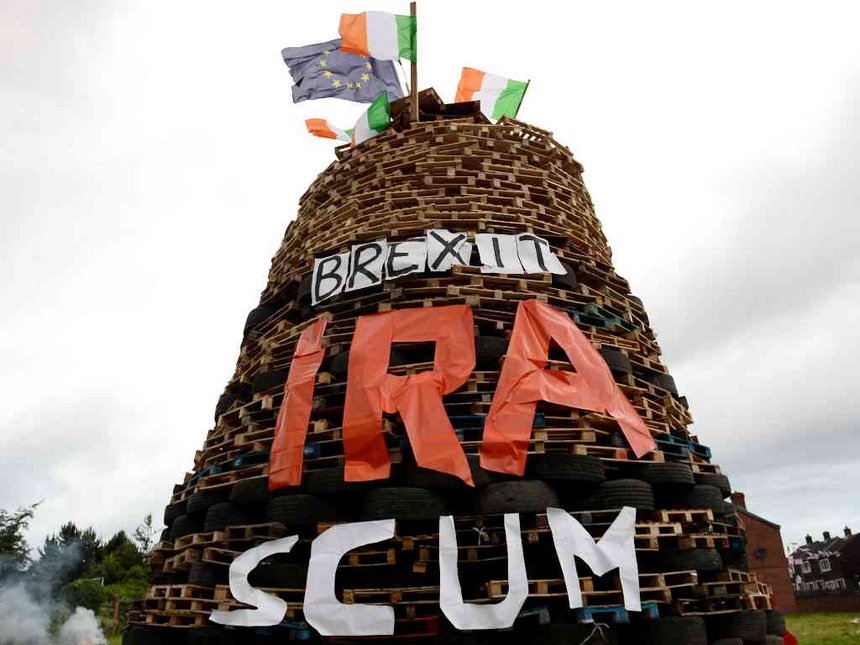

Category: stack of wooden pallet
[125, 90, 786, 645]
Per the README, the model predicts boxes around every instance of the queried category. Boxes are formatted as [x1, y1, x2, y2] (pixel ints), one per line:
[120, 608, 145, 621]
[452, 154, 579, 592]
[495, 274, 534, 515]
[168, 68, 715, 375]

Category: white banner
[475, 233, 525, 274]
[304, 519, 396, 636]
[209, 510, 639, 633]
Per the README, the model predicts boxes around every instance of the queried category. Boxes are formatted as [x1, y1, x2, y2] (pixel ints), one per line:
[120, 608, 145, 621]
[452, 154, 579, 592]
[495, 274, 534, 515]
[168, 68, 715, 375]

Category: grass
[785, 613, 860, 644]
[105, 614, 860, 645]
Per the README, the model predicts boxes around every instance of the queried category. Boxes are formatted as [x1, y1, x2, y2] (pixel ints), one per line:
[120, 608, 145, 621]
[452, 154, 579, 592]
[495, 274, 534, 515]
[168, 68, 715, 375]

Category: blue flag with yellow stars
[282, 38, 404, 104]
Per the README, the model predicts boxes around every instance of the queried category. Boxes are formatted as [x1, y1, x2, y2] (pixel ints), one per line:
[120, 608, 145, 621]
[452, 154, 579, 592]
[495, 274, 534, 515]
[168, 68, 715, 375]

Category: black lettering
[429, 231, 468, 270]
[347, 243, 384, 289]
[491, 236, 503, 267]
[519, 234, 549, 272]
[314, 255, 345, 303]
[387, 243, 419, 278]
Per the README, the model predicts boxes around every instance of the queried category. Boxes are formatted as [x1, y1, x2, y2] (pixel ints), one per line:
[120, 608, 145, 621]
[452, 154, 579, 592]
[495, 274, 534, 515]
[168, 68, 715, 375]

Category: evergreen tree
[0, 503, 38, 580]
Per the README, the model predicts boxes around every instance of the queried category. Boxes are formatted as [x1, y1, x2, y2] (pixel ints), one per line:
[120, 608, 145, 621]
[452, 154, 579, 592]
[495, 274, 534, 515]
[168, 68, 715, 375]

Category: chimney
[845, 527, 852, 537]
[806, 535, 813, 545]
[823, 531, 831, 541]
[730, 491, 747, 510]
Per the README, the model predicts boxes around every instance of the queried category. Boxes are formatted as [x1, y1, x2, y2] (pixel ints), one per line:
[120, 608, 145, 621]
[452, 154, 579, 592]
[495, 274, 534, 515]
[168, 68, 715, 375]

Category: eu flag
[282, 39, 404, 104]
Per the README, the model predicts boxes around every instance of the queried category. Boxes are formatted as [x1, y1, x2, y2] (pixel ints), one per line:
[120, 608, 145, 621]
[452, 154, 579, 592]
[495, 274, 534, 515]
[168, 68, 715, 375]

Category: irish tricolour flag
[455, 68, 529, 121]
[305, 119, 353, 143]
[339, 11, 417, 62]
[307, 92, 390, 148]
[351, 91, 391, 146]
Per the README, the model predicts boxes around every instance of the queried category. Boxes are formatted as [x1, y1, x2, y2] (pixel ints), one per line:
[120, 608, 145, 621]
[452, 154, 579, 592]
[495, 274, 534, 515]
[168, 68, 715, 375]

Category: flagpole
[410, 1, 418, 123]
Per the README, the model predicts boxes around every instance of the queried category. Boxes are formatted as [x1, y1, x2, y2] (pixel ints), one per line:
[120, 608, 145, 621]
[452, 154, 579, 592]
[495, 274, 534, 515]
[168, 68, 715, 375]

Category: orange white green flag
[350, 91, 391, 146]
[306, 91, 390, 148]
[339, 12, 417, 62]
[455, 67, 529, 120]
[305, 118, 353, 143]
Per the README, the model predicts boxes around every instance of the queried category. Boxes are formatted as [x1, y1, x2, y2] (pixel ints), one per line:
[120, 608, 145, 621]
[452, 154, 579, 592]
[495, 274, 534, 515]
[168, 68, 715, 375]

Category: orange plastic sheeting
[343, 305, 476, 485]
[269, 315, 329, 491]
[480, 299, 656, 476]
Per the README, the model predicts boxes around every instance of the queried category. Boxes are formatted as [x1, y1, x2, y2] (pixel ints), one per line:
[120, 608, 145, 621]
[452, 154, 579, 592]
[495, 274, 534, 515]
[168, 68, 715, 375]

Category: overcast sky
[2, 0, 858, 556]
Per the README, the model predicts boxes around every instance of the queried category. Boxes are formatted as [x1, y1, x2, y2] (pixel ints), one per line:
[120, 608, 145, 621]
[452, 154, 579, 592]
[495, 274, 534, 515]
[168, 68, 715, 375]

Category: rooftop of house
[791, 527, 856, 559]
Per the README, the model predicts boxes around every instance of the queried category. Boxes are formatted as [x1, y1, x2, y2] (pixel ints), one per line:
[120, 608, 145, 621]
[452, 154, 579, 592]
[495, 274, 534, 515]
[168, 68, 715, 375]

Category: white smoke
[0, 583, 51, 644]
[57, 608, 105, 645]
[0, 584, 107, 645]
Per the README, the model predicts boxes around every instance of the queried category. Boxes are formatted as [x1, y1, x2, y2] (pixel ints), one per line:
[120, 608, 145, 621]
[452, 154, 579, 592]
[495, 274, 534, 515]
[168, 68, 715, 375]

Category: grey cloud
[649, 80, 860, 363]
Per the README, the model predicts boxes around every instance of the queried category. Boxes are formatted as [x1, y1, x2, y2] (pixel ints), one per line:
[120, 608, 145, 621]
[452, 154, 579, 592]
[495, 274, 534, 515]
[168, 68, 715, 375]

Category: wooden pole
[410, 1, 418, 123]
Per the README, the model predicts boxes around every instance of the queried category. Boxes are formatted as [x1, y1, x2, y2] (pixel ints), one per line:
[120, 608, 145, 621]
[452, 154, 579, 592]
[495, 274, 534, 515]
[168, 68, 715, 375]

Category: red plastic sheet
[480, 299, 655, 475]
[343, 305, 476, 485]
[269, 315, 329, 491]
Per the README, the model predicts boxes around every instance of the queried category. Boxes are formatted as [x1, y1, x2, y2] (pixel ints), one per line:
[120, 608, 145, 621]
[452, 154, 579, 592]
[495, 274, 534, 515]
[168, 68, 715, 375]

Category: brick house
[730, 492, 796, 613]
[789, 527, 860, 595]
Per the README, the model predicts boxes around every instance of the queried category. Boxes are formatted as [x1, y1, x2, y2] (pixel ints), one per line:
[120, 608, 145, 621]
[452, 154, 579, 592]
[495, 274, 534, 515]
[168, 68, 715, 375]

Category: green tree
[132, 514, 156, 557]
[96, 530, 146, 584]
[0, 503, 38, 580]
[64, 577, 109, 612]
[33, 521, 103, 591]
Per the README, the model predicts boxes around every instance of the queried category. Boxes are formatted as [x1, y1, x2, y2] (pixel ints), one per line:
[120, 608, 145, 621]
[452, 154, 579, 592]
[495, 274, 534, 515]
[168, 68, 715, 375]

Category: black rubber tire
[525, 453, 605, 484]
[671, 484, 726, 513]
[539, 622, 618, 644]
[766, 609, 786, 636]
[402, 462, 473, 491]
[722, 548, 749, 570]
[329, 349, 408, 379]
[401, 454, 514, 490]
[592, 479, 655, 512]
[298, 273, 312, 304]
[362, 487, 448, 521]
[649, 372, 678, 396]
[469, 454, 517, 488]
[305, 465, 385, 495]
[185, 490, 226, 516]
[251, 368, 288, 394]
[713, 610, 767, 641]
[478, 480, 559, 515]
[244, 305, 278, 335]
[214, 392, 238, 421]
[328, 351, 350, 379]
[168, 514, 202, 541]
[474, 336, 508, 369]
[659, 548, 723, 573]
[598, 347, 632, 375]
[185, 628, 246, 645]
[247, 562, 308, 588]
[186, 561, 227, 587]
[765, 636, 783, 645]
[637, 462, 695, 486]
[163, 501, 186, 526]
[647, 616, 707, 645]
[552, 262, 578, 290]
[695, 472, 732, 498]
[226, 380, 253, 400]
[203, 502, 249, 532]
[123, 626, 186, 645]
[230, 477, 273, 507]
[267, 494, 339, 525]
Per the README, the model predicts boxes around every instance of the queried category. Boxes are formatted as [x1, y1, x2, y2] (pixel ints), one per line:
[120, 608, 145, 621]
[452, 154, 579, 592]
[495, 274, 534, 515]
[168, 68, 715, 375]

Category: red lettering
[269, 315, 329, 491]
[342, 305, 475, 485]
[480, 299, 655, 476]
